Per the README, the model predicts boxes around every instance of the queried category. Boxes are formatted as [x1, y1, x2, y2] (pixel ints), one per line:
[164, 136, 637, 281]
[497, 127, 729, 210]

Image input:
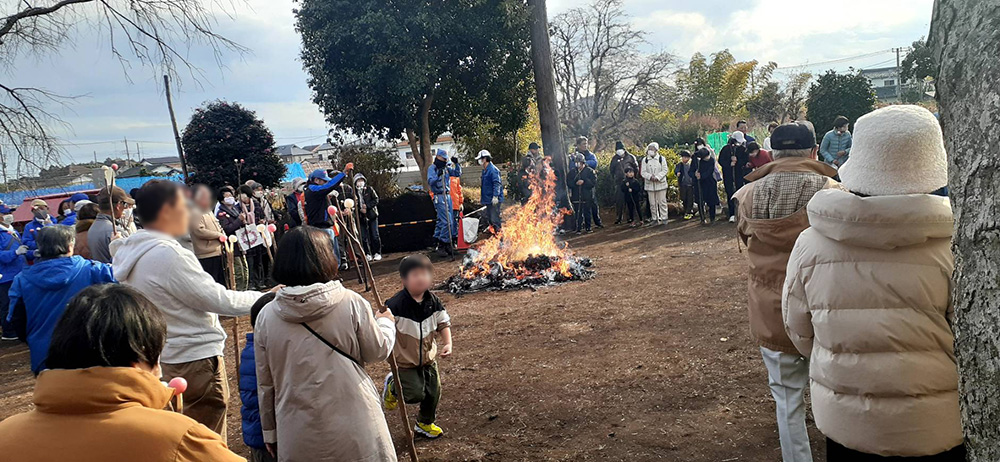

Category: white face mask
[2, 215, 12, 225]
[223, 197, 236, 206]
[295, 185, 305, 192]
[615, 149, 624, 156]
[647, 150, 657, 156]
[357, 181, 366, 189]
[122, 207, 133, 221]
[696, 144, 705, 151]
[478, 159, 486, 166]
[254, 191, 263, 198]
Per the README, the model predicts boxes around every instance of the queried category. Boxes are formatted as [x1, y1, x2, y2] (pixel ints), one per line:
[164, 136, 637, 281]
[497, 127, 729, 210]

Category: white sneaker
[366, 254, 373, 262]
[374, 254, 382, 261]
[728, 216, 736, 223]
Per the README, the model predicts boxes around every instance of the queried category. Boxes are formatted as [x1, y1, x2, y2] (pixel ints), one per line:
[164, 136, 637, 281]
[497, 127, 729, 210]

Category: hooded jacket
[783, 189, 961, 456]
[0, 367, 244, 462]
[0, 225, 24, 284]
[640, 153, 669, 192]
[112, 229, 262, 364]
[733, 157, 839, 354]
[7, 256, 115, 373]
[255, 280, 397, 462]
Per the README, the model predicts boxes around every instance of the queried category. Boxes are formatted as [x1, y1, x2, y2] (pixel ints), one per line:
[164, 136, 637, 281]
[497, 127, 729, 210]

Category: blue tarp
[282, 162, 306, 183]
[0, 175, 183, 205]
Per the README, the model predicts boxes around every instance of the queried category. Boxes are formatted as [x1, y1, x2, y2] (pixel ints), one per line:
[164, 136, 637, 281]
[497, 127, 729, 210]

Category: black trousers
[723, 168, 745, 218]
[827, 439, 966, 462]
[198, 255, 226, 286]
[679, 184, 695, 214]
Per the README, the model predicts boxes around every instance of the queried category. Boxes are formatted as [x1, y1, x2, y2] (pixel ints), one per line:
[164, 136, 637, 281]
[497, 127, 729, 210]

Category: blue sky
[6, 0, 934, 166]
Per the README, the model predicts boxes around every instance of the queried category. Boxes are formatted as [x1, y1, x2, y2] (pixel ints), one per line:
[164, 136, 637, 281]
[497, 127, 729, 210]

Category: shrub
[335, 144, 402, 198]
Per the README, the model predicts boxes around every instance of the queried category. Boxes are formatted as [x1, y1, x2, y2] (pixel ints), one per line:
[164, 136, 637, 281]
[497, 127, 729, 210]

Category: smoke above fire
[446, 162, 594, 294]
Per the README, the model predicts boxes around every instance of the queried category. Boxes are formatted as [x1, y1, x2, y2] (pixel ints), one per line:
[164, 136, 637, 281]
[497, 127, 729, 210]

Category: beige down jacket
[255, 280, 398, 462]
[783, 188, 961, 456]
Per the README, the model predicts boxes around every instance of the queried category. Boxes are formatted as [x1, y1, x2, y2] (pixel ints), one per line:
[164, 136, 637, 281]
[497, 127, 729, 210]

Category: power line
[775, 49, 894, 70]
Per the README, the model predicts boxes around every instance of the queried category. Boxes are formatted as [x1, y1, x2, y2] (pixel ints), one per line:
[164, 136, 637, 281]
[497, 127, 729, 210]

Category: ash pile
[443, 251, 594, 294]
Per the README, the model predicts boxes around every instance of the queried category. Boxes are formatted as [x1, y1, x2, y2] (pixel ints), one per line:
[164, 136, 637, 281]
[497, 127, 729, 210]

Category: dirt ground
[0, 217, 827, 461]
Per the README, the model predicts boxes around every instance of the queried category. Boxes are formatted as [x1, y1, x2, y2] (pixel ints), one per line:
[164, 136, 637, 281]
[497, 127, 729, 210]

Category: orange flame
[462, 161, 574, 279]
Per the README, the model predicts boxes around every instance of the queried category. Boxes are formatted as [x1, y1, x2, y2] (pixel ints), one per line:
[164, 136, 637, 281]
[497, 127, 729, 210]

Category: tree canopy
[805, 70, 876, 141]
[901, 38, 937, 82]
[295, 0, 534, 189]
[181, 101, 285, 189]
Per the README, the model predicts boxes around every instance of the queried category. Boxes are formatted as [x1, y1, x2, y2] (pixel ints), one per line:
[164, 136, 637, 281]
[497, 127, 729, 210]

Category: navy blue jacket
[239, 333, 265, 449]
[480, 163, 504, 204]
[428, 164, 461, 195]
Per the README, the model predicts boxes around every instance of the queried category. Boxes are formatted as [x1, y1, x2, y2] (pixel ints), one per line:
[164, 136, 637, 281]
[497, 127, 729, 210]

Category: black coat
[285, 192, 303, 227]
[609, 152, 639, 181]
[567, 166, 597, 202]
[693, 153, 721, 207]
[620, 177, 643, 203]
[720, 143, 749, 179]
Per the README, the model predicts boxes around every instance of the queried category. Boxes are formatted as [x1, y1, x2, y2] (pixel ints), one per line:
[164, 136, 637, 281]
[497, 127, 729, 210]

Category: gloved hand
[15, 245, 27, 256]
[491, 196, 499, 205]
[330, 189, 339, 198]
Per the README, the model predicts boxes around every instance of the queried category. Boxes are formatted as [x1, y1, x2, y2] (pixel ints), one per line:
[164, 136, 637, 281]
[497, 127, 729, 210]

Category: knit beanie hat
[615, 141, 626, 151]
[838, 105, 948, 196]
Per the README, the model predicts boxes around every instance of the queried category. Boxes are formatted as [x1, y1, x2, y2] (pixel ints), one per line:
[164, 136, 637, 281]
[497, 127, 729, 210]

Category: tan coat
[190, 209, 225, 259]
[74, 219, 94, 260]
[0, 367, 243, 462]
[733, 157, 839, 353]
[783, 189, 961, 456]
[255, 280, 397, 462]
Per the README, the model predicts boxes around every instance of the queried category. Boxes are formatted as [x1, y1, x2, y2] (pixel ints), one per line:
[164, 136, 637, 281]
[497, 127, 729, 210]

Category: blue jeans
[323, 228, 341, 262]
[433, 195, 453, 243]
[361, 217, 381, 255]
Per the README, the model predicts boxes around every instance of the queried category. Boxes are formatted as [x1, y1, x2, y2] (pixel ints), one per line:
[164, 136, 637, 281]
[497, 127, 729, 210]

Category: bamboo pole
[333, 213, 419, 462]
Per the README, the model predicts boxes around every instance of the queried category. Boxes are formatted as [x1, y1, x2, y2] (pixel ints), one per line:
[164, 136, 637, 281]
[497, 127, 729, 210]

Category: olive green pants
[391, 362, 441, 424]
[234, 255, 249, 291]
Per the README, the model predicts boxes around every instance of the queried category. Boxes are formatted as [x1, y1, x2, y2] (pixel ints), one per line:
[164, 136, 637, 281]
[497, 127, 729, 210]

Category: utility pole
[527, 0, 569, 207]
[124, 137, 130, 166]
[164, 75, 189, 180]
[893, 47, 903, 101]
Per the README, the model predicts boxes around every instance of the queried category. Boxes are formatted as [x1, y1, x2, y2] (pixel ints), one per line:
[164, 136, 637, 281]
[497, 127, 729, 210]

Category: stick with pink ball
[168, 377, 188, 413]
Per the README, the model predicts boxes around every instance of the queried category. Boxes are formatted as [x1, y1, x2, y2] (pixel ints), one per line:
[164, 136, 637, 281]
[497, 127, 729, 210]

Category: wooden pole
[333, 213, 419, 462]
[163, 75, 189, 180]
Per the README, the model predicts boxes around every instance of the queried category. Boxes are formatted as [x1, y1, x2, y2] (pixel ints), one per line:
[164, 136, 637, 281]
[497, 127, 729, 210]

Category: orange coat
[0, 367, 245, 462]
[450, 176, 463, 210]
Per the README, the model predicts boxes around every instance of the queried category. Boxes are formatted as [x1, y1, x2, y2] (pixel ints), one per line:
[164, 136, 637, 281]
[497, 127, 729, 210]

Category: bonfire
[445, 162, 594, 294]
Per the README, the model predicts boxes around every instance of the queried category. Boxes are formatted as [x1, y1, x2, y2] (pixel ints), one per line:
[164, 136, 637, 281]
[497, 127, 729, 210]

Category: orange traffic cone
[456, 212, 470, 251]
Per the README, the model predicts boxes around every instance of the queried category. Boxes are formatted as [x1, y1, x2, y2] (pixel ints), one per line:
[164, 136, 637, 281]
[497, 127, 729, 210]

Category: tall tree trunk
[527, 0, 570, 208]
[930, 1, 1000, 460]
[408, 94, 436, 192]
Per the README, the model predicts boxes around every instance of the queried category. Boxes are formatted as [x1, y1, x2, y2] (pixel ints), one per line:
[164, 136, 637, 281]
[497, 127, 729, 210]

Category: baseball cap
[97, 186, 135, 206]
[31, 199, 48, 208]
[73, 200, 93, 212]
[308, 168, 331, 182]
[770, 121, 817, 150]
[528, 142, 540, 150]
[69, 193, 89, 202]
[475, 150, 492, 160]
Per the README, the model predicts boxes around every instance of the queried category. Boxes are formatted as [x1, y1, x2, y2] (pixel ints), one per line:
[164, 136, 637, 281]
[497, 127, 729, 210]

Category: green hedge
[595, 148, 681, 207]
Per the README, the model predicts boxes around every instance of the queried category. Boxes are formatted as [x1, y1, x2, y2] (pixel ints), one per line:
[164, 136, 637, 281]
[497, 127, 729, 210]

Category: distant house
[859, 66, 933, 102]
[394, 133, 458, 172]
[139, 156, 182, 169]
[277, 144, 316, 164]
[301, 143, 337, 162]
[118, 165, 182, 178]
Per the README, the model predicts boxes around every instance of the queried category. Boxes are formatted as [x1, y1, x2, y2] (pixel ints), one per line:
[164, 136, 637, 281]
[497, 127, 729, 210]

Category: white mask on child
[647, 150, 657, 156]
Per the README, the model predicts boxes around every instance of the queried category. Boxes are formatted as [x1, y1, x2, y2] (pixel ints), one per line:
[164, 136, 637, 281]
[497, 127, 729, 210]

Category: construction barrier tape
[379, 219, 435, 228]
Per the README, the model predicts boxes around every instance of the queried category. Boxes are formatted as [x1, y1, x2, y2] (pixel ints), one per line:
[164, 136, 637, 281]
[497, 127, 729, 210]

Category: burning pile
[445, 163, 594, 294]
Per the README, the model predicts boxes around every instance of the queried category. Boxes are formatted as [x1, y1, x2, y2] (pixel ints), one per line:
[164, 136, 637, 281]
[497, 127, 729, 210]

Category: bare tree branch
[0, 0, 248, 173]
